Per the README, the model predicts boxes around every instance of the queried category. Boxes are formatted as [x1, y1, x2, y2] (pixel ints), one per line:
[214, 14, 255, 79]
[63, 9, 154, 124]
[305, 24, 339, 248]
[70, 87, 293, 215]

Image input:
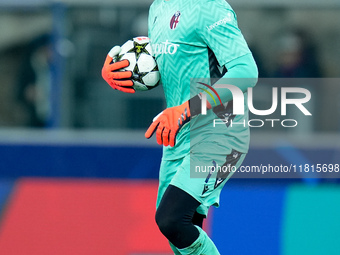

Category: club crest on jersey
[170, 11, 181, 30]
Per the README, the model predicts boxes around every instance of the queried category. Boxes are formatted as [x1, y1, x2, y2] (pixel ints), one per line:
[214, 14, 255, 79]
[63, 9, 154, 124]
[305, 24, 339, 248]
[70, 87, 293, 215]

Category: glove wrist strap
[189, 94, 212, 117]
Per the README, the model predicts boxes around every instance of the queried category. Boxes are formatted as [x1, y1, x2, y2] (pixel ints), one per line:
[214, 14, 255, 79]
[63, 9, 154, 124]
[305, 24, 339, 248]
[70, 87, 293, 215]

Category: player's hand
[145, 101, 191, 147]
[101, 46, 135, 93]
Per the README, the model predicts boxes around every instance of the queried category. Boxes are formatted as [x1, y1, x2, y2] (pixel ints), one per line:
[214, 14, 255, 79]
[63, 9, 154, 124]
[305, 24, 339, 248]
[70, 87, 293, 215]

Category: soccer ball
[117, 36, 160, 91]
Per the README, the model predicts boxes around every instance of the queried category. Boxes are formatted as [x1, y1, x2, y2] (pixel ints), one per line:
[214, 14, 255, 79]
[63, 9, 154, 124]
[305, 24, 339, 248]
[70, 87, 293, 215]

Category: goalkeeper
[102, 0, 258, 254]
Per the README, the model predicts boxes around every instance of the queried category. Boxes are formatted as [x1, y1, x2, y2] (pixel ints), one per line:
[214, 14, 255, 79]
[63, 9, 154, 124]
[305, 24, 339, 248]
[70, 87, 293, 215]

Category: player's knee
[192, 212, 205, 228]
[155, 209, 181, 238]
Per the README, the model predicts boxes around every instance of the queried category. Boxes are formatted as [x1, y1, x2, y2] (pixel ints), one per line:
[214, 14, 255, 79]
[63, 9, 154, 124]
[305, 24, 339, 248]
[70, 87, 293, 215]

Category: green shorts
[156, 143, 246, 216]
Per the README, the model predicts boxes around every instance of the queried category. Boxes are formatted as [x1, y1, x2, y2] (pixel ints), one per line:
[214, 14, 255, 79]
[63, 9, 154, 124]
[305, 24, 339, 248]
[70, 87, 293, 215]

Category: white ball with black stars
[117, 37, 160, 91]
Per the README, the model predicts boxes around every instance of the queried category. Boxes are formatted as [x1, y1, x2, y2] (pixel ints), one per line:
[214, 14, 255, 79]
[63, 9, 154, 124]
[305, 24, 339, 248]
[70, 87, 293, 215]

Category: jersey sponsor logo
[206, 13, 233, 31]
[170, 11, 181, 30]
[152, 40, 180, 56]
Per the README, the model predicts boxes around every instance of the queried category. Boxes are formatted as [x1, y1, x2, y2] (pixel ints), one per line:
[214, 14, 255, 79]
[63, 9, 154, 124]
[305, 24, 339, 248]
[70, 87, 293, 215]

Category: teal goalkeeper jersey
[148, 0, 256, 160]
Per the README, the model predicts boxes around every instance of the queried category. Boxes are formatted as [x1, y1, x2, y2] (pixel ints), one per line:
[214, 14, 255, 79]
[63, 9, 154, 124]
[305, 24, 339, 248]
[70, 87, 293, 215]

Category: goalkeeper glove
[145, 95, 209, 147]
[101, 46, 135, 93]
[145, 101, 190, 147]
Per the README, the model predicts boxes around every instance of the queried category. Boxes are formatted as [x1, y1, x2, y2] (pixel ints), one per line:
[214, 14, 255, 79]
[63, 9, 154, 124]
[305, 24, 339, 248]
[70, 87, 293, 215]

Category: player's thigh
[170, 145, 246, 215]
[156, 156, 186, 209]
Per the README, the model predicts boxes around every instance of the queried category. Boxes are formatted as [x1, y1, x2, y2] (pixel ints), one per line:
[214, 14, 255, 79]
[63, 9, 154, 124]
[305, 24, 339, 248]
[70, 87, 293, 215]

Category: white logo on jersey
[206, 13, 233, 31]
[152, 40, 180, 56]
[216, 178, 224, 186]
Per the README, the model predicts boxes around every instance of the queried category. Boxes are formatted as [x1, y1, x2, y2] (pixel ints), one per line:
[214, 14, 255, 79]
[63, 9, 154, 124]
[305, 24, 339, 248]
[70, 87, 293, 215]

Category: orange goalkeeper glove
[145, 95, 208, 147]
[101, 46, 135, 93]
[145, 101, 190, 147]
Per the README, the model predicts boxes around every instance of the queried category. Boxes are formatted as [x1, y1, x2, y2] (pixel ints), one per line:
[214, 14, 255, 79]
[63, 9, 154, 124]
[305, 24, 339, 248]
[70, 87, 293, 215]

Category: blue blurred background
[0, 0, 340, 254]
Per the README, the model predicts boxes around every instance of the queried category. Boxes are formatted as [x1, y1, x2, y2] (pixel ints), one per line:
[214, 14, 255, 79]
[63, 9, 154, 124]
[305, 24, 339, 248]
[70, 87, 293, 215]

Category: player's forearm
[206, 53, 258, 106]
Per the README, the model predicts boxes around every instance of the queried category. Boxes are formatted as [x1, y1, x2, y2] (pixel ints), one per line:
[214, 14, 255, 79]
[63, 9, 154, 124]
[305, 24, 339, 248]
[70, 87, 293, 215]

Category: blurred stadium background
[0, 0, 340, 254]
